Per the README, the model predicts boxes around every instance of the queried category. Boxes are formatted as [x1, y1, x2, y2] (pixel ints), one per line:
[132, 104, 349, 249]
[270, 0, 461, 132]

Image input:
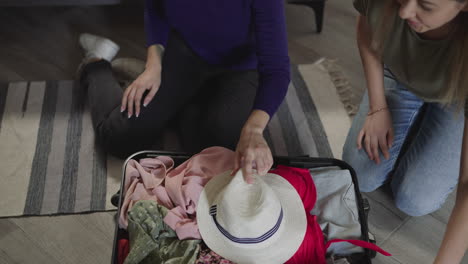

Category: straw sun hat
[197, 170, 307, 264]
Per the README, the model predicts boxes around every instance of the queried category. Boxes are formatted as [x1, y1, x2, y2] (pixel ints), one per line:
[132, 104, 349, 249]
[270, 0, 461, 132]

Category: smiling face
[395, 0, 467, 37]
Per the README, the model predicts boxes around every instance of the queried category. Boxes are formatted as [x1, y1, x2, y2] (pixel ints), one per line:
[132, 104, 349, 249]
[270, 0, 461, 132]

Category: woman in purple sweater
[79, 0, 290, 181]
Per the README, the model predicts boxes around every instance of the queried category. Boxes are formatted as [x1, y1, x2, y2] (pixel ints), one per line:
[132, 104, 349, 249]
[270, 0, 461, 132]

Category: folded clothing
[119, 146, 235, 240]
[196, 243, 235, 264]
[125, 200, 201, 264]
[270, 165, 390, 264]
[270, 165, 327, 264]
[310, 167, 364, 255]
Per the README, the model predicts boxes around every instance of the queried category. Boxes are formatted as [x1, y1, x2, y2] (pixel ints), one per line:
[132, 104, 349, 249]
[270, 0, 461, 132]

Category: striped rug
[0, 61, 352, 217]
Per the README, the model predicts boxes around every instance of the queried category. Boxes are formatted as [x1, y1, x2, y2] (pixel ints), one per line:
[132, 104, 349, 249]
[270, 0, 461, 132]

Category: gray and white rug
[0, 60, 352, 217]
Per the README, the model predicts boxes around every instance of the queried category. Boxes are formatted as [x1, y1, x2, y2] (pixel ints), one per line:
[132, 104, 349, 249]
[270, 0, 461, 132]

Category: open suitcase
[111, 151, 377, 264]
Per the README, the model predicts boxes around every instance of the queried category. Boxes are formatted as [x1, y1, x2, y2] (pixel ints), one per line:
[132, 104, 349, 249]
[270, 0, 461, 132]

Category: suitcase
[111, 151, 376, 264]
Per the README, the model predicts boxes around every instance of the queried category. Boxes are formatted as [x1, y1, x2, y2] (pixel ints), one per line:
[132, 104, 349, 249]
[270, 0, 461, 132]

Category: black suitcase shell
[111, 151, 375, 264]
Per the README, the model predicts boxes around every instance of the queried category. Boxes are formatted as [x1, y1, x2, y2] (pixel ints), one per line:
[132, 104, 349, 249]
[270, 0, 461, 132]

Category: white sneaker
[79, 33, 120, 62]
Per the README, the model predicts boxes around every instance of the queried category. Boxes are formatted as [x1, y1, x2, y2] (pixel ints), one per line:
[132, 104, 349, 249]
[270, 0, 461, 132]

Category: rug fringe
[321, 59, 358, 116]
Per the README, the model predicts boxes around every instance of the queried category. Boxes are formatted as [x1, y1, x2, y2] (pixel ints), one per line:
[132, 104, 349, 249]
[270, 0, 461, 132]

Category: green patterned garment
[124, 200, 202, 264]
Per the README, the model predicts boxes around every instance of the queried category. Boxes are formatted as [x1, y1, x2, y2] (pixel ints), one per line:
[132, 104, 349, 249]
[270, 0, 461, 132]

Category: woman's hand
[357, 109, 394, 164]
[233, 110, 272, 183]
[120, 65, 161, 118]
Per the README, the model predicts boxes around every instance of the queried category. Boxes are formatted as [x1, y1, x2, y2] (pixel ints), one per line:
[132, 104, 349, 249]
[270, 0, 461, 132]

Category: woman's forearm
[356, 15, 387, 110]
[242, 110, 270, 134]
[434, 119, 468, 264]
[146, 44, 163, 70]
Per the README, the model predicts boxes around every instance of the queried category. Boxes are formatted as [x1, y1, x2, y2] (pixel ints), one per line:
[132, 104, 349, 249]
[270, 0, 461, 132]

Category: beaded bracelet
[367, 107, 388, 116]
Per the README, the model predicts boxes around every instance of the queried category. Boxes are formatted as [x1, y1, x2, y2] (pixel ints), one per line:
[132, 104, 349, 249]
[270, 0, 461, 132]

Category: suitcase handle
[274, 156, 349, 170]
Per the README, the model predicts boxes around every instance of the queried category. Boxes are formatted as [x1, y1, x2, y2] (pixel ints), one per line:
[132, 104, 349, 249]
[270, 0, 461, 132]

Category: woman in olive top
[342, 0, 468, 262]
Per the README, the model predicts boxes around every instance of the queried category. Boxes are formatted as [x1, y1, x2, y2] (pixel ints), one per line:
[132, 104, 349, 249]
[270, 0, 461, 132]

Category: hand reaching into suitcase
[232, 110, 273, 184]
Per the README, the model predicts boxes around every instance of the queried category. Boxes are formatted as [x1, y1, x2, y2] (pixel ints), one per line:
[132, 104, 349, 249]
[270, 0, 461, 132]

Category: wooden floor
[0, 1, 466, 263]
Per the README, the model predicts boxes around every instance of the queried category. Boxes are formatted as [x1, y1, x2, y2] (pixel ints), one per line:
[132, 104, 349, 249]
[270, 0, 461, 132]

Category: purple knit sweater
[144, 0, 290, 117]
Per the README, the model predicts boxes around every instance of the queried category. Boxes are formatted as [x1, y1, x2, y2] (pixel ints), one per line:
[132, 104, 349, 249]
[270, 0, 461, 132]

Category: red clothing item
[117, 238, 129, 264]
[270, 165, 390, 264]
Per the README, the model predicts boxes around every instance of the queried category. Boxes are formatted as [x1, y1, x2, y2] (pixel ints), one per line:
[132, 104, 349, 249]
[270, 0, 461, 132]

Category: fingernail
[136, 113, 139, 118]
[128, 113, 132, 118]
[120, 107, 124, 113]
[143, 102, 148, 107]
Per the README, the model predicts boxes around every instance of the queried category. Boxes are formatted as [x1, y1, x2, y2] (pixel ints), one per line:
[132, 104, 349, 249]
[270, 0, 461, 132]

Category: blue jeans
[342, 70, 464, 216]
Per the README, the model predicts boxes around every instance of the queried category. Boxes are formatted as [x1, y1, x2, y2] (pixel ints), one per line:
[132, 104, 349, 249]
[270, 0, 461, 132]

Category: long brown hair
[371, 0, 468, 108]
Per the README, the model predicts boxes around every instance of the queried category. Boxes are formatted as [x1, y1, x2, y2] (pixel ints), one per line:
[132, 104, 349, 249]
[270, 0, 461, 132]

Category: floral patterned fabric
[195, 243, 235, 264]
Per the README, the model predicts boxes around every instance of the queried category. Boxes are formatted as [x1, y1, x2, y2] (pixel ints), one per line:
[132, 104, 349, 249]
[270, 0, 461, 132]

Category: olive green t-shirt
[353, 0, 468, 117]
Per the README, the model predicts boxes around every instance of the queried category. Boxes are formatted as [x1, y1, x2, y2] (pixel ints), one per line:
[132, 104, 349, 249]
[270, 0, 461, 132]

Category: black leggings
[80, 32, 258, 159]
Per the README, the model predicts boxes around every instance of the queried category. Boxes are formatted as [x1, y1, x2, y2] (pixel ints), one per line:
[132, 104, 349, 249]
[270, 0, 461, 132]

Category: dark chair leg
[289, 0, 325, 33]
[311, 1, 325, 33]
